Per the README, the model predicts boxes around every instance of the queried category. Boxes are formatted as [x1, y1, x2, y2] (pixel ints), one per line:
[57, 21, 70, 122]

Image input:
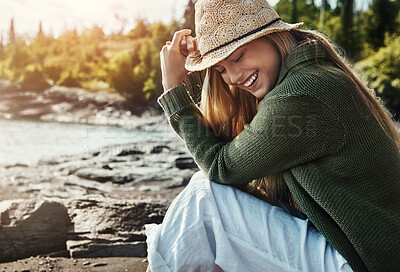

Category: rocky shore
[0, 80, 200, 270]
[0, 137, 199, 269]
[0, 138, 198, 262]
[0, 79, 164, 128]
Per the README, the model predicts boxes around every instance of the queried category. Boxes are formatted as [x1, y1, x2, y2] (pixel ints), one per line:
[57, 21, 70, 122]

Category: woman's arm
[158, 83, 346, 186]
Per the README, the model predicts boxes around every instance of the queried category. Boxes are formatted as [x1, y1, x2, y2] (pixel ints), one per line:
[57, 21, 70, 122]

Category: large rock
[67, 199, 167, 233]
[66, 199, 168, 258]
[0, 199, 71, 262]
[175, 157, 199, 169]
[75, 168, 136, 184]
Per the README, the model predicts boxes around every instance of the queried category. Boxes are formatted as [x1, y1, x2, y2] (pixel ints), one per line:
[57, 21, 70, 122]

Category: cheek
[265, 56, 280, 82]
[273, 58, 281, 80]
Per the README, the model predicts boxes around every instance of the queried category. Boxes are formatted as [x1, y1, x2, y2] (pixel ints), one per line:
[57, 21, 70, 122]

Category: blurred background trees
[0, 0, 399, 118]
[0, 17, 181, 108]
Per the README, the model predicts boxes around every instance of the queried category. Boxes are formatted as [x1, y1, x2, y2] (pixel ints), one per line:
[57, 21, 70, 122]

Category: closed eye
[234, 52, 243, 62]
[213, 66, 226, 74]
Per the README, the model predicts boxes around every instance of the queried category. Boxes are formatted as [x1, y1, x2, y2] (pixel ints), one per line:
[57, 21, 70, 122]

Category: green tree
[128, 19, 150, 39]
[319, 0, 331, 30]
[57, 71, 81, 87]
[365, 0, 399, 50]
[275, 0, 320, 29]
[107, 41, 147, 105]
[183, 0, 196, 34]
[9, 41, 32, 80]
[150, 21, 171, 45]
[292, 0, 298, 23]
[326, 0, 363, 60]
[33, 21, 51, 68]
[355, 36, 400, 119]
[340, 0, 355, 55]
[0, 32, 3, 53]
[0, 20, 200, 107]
[20, 66, 50, 91]
[38, 21, 44, 39]
[134, 39, 163, 101]
[9, 18, 16, 45]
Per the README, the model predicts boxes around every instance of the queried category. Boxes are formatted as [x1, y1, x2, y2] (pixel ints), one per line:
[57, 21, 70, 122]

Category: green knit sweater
[157, 42, 400, 272]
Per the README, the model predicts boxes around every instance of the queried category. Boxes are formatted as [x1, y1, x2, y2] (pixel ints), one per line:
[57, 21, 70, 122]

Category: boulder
[75, 168, 136, 184]
[117, 149, 144, 156]
[175, 157, 199, 169]
[66, 199, 168, 258]
[67, 199, 167, 234]
[150, 145, 170, 154]
[0, 199, 71, 262]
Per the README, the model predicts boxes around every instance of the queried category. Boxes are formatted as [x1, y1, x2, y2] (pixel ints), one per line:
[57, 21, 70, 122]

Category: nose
[225, 66, 244, 86]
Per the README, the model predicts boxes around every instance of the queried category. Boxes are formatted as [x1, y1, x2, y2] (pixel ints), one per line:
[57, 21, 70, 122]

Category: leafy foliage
[364, 0, 399, 50]
[275, 0, 320, 28]
[355, 35, 400, 119]
[0, 20, 181, 107]
[20, 66, 50, 91]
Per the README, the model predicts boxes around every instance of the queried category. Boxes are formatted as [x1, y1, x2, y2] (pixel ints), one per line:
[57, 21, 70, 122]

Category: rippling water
[0, 118, 175, 166]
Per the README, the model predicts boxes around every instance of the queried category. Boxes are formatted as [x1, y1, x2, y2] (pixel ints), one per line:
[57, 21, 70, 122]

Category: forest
[0, 0, 399, 118]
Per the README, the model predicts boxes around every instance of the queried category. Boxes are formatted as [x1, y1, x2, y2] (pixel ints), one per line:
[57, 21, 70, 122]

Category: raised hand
[160, 29, 198, 91]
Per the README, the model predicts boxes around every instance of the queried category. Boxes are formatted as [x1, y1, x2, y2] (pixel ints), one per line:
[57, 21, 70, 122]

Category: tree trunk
[340, 0, 354, 57]
[291, 0, 298, 23]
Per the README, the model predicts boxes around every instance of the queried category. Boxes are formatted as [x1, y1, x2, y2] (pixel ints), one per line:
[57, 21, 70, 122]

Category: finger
[180, 41, 189, 57]
[171, 29, 192, 48]
[193, 37, 197, 49]
[185, 36, 197, 52]
[166, 41, 172, 45]
[186, 36, 193, 50]
[179, 36, 192, 57]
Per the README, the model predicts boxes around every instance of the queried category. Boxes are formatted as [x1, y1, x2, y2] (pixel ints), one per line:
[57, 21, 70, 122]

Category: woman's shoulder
[272, 40, 354, 97]
[270, 60, 354, 100]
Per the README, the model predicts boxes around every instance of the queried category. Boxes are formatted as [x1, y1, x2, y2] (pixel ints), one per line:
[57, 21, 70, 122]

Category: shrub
[57, 71, 81, 88]
[355, 35, 400, 119]
[20, 66, 50, 91]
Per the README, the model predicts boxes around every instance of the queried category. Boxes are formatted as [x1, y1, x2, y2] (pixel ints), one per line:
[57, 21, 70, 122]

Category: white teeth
[243, 72, 258, 87]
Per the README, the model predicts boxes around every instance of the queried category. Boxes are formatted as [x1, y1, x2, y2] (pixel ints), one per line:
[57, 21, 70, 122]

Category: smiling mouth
[243, 71, 258, 88]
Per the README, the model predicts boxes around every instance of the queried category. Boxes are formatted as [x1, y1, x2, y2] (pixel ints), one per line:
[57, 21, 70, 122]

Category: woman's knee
[187, 170, 211, 188]
[190, 170, 208, 182]
[180, 171, 216, 202]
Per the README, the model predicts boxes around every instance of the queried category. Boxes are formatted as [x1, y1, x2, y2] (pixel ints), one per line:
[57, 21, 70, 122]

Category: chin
[253, 90, 267, 100]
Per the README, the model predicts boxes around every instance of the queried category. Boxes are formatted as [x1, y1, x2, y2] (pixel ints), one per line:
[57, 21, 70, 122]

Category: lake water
[0, 118, 175, 166]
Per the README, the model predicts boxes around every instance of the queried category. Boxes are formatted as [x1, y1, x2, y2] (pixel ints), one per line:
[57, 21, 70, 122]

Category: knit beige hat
[185, 0, 303, 72]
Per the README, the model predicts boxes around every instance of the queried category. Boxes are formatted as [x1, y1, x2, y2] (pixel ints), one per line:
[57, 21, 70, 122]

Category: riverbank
[0, 80, 196, 269]
[0, 136, 198, 269]
[0, 79, 164, 129]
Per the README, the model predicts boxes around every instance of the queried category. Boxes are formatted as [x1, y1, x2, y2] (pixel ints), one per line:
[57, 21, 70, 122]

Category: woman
[145, 0, 400, 271]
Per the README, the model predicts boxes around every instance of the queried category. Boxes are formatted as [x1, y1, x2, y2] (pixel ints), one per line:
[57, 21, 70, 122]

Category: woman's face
[212, 37, 281, 99]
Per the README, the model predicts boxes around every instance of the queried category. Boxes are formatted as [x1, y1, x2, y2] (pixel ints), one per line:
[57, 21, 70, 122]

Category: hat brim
[185, 20, 303, 72]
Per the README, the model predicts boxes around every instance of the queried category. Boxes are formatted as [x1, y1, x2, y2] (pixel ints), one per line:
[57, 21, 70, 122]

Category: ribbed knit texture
[158, 42, 400, 272]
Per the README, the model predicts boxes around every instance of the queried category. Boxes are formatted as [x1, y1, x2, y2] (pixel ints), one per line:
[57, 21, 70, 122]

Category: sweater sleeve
[157, 84, 345, 185]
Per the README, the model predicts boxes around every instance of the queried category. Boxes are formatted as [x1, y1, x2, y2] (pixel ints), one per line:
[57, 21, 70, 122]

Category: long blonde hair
[200, 29, 400, 206]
